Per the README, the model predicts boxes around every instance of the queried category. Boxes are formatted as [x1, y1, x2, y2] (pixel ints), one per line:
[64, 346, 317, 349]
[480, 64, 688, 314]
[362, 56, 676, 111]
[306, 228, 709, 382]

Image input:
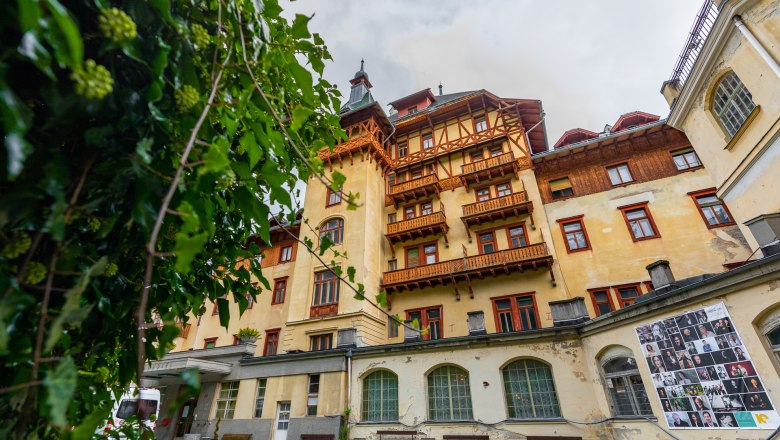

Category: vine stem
[136, 47, 233, 385]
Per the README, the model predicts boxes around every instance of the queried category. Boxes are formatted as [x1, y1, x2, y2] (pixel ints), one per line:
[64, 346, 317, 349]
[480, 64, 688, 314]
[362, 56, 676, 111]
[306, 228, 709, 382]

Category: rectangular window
[489, 145, 503, 157]
[411, 168, 422, 180]
[397, 142, 407, 158]
[672, 148, 702, 170]
[405, 242, 438, 268]
[549, 177, 573, 200]
[246, 293, 254, 309]
[620, 203, 659, 241]
[476, 187, 491, 202]
[496, 182, 512, 197]
[492, 294, 539, 333]
[406, 306, 442, 341]
[479, 231, 496, 254]
[387, 259, 397, 271]
[307, 374, 320, 416]
[386, 174, 396, 193]
[607, 163, 633, 185]
[204, 337, 218, 349]
[422, 133, 433, 150]
[272, 278, 287, 304]
[263, 330, 279, 356]
[404, 205, 416, 220]
[313, 271, 339, 305]
[279, 245, 293, 262]
[326, 188, 342, 207]
[388, 316, 399, 338]
[254, 378, 267, 418]
[558, 216, 590, 252]
[470, 150, 484, 162]
[614, 285, 640, 308]
[507, 225, 528, 248]
[214, 381, 239, 419]
[420, 201, 433, 216]
[589, 289, 614, 316]
[475, 115, 488, 132]
[387, 213, 397, 224]
[424, 244, 437, 265]
[425, 163, 435, 176]
[310, 334, 333, 351]
[691, 190, 734, 227]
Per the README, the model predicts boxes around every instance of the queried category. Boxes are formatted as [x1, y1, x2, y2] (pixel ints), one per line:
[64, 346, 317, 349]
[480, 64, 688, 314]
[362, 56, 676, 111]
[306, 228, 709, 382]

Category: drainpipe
[346, 348, 353, 412]
[733, 16, 780, 78]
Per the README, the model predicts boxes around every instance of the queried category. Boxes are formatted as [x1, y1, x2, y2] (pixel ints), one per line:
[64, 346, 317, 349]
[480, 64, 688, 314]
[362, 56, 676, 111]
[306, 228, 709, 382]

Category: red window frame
[403, 205, 416, 219]
[396, 142, 408, 158]
[263, 329, 280, 356]
[557, 215, 591, 253]
[326, 187, 342, 207]
[312, 271, 339, 306]
[387, 259, 397, 271]
[478, 230, 497, 254]
[212, 300, 219, 316]
[488, 145, 503, 157]
[410, 168, 423, 180]
[421, 133, 433, 150]
[588, 288, 614, 317]
[475, 186, 491, 202]
[419, 201, 433, 216]
[319, 218, 344, 245]
[406, 306, 443, 341]
[495, 181, 512, 197]
[491, 293, 540, 333]
[272, 278, 287, 305]
[204, 337, 218, 349]
[618, 202, 660, 242]
[613, 283, 641, 308]
[688, 188, 735, 228]
[474, 115, 488, 133]
[387, 213, 397, 224]
[470, 149, 484, 163]
[279, 245, 293, 263]
[310, 333, 333, 351]
[606, 163, 634, 186]
[404, 241, 438, 268]
[246, 293, 254, 309]
[505, 223, 529, 249]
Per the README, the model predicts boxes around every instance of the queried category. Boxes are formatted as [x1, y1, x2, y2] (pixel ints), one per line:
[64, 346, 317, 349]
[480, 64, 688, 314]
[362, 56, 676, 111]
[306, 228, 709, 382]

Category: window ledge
[502, 417, 567, 424]
[724, 105, 760, 151]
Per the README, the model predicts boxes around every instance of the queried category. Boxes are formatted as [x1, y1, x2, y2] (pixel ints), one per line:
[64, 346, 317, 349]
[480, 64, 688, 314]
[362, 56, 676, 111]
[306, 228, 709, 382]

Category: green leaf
[44, 356, 77, 426]
[347, 266, 356, 283]
[240, 132, 261, 169]
[217, 297, 229, 328]
[375, 290, 387, 308]
[291, 14, 312, 39]
[45, 259, 105, 351]
[319, 235, 334, 255]
[72, 406, 112, 440]
[136, 137, 154, 164]
[199, 139, 231, 175]
[44, 0, 83, 68]
[174, 201, 209, 273]
[288, 63, 314, 104]
[291, 105, 313, 132]
[330, 170, 346, 191]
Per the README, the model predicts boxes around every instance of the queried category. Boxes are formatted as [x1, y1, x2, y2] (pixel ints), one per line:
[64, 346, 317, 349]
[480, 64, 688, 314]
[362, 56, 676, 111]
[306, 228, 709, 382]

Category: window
[671, 148, 701, 170]
[476, 187, 491, 202]
[470, 150, 484, 162]
[712, 71, 756, 137]
[558, 216, 590, 252]
[326, 188, 342, 207]
[388, 316, 399, 338]
[232, 335, 239, 345]
[246, 293, 254, 309]
[768, 326, 780, 364]
[387, 259, 397, 271]
[307, 374, 320, 416]
[407, 307, 442, 341]
[420, 201, 433, 216]
[691, 190, 734, 227]
[272, 278, 287, 304]
[408, 106, 417, 114]
[279, 245, 293, 262]
[319, 218, 344, 245]
[492, 294, 539, 333]
[607, 163, 633, 185]
[427, 366, 473, 421]
[310, 333, 333, 351]
[362, 370, 399, 422]
[619, 203, 659, 241]
[313, 271, 339, 305]
[614, 285, 640, 308]
[263, 329, 279, 356]
[602, 356, 652, 416]
[404, 205, 416, 220]
[276, 402, 291, 430]
[397, 142, 407, 158]
[489, 145, 503, 157]
[204, 337, 218, 349]
[214, 381, 239, 419]
[507, 225, 528, 249]
[475, 115, 488, 133]
[422, 133, 433, 150]
[496, 182, 512, 197]
[503, 360, 561, 419]
[589, 289, 614, 316]
[387, 213, 397, 224]
[386, 173, 396, 193]
[478, 231, 496, 254]
[405, 242, 438, 268]
[549, 178, 573, 200]
[254, 378, 267, 418]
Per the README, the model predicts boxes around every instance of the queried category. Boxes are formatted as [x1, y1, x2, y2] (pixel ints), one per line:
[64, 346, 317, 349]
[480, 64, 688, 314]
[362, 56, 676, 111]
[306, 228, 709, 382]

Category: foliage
[0, 0, 346, 437]
[236, 327, 260, 339]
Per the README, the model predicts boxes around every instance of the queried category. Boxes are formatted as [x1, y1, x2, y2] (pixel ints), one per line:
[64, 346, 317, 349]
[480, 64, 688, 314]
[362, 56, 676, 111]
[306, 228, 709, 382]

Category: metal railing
[668, 0, 721, 87]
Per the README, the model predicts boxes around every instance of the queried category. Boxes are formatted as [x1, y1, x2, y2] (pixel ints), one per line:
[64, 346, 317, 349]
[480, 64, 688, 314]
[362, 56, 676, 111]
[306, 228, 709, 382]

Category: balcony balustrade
[389, 174, 441, 206]
[461, 151, 521, 186]
[386, 210, 449, 245]
[461, 191, 533, 228]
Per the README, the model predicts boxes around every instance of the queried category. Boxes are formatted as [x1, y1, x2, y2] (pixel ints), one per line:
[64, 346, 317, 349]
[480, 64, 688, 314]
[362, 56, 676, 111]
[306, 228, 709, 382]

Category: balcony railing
[382, 243, 552, 293]
[463, 191, 530, 217]
[388, 174, 442, 205]
[462, 151, 515, 175]
[668, 0, 719, 87]
[461, 151, 520, 185]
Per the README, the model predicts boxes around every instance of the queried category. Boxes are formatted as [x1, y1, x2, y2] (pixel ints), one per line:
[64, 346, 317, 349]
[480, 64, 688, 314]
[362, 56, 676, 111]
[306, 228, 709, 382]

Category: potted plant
[236, 328, 261, 344]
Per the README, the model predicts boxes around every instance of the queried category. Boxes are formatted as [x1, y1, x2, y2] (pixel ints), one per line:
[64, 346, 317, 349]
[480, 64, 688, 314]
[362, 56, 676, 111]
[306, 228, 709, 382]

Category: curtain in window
[427, 366, 473, 420]
[362, 371, 398, 421]
[503, 359, 561, 419]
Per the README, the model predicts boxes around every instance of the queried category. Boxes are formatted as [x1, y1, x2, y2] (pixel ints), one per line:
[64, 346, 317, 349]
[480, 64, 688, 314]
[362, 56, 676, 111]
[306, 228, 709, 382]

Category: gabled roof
[388, 90, 477, 123]
[611, 111, 660, 132]
[388, 88, 436, 110]
[553, 128, 599, 149]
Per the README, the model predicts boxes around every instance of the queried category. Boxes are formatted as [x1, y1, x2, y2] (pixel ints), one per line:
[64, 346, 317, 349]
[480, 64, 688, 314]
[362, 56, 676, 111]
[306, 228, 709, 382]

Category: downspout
[346, 348, 353, 412]
[733, 16, 780, 78]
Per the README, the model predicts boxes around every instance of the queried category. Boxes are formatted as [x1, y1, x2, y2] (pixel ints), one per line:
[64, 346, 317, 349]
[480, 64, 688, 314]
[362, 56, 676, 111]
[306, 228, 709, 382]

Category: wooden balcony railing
[460, 152, 521, 186]
[462, 151, 515, 175]
[461, 191, 533, 227]
[382, 243, 552, 293]
[389, 174, 441, 206]
[310, 303, 338, 318]
[386, 211, 449, 245]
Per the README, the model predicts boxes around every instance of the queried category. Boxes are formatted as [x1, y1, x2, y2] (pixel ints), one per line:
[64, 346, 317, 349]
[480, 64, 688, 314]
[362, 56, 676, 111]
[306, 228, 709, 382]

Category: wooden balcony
[461, 151, 520, 186]
[389, 174, 441, 206]
[381, 243, 553, 294]
[386, 211, 449, 245]
[461, 191, 533, 227]
[310, 303, 338, 318]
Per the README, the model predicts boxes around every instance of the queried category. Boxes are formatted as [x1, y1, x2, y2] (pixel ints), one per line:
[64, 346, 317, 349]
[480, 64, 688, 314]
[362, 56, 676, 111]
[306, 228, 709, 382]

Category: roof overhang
[143, 358, 232, 384]
[340, 101, 392, 133]
[388, 88, 435, 110]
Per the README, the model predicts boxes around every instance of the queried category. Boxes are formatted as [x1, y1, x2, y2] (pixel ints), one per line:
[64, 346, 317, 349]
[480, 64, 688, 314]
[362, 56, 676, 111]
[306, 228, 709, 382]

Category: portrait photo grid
[635, 302, 779, 429]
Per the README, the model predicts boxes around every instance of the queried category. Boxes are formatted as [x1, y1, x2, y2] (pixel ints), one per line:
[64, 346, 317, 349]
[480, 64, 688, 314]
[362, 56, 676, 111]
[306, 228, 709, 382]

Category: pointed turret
[343, 58, 375, 113]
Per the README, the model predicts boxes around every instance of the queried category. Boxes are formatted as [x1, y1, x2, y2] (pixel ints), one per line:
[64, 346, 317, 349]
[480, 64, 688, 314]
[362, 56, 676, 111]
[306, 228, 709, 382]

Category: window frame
[549, 177, 573, 200]
[477, 230, 497, 254]
[309, 333, 333, 351]
[505, 223, 529, 249]
[557, 215, 591, 253]
[491, 293, 540, 333]
[325, 187, 342, 207]
[421, 132, 433, 150]
[307, 374, 320, 416]
[404, 241, 439, 268]
[362, 370, 399, 422]
[427, 365, 473, 421]
[618, 202, 660, 242]
[272, 277, 287, 305]
[203, 337, 218, 349]
[588, 288, 615, 317]
[312, 270, 340, 306]
[387, 259, 397, 272]
[474, 114, 488, 133]
[711, 70, 756, 138]
[488, 144, 504, 157]
[214, 381, 240, 420]
[688, 188, 735, 228]
[396, 141, 408, 158]
[388, 316, 399, 338]
[406, 305, 443, 341]
[279, 245, 293, 263]
[254, 378, 267, 418]
[670, 148, 702, 171]
[319, 218, 344, 245]
[601, 355, 653, 417]
[606, 162, 634, 186]
[263, 329, 280, 356]
[502, 359, 562, 419]
[613, 283, 641, 308]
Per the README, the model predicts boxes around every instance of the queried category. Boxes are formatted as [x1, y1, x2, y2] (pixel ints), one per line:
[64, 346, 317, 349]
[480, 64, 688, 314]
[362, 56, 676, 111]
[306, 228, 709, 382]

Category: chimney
[745, 213, 780, 257]
[403, 320, 420, 342]
[337, 328, 357, 348]
[548, 297, 589, 326]
[660, 79, 682, 107]
[646, 260, 677, 291]
[467, 311, 486, 336]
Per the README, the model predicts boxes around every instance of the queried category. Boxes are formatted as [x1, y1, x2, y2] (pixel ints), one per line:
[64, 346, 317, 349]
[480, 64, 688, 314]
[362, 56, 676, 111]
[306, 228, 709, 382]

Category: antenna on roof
[360, 58, 364, 71]
[438, 82, 443, 96]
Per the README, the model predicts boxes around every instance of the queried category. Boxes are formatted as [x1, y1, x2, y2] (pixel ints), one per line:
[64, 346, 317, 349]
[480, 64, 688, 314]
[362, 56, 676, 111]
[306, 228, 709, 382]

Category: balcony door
[274, 402, 291, 440]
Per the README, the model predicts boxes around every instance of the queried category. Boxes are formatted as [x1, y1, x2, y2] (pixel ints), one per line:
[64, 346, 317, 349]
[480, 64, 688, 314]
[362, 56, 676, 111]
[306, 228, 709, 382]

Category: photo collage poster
[635, 302, 780, 429]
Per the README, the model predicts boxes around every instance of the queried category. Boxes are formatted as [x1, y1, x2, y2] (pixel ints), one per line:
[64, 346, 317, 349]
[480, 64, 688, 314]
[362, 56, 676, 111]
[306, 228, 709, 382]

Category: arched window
[502, 359, 561, 419]
[712, 71, 755, 137]
[427, 366, 473, 420]
[362, 371, 398, 422]
[757, 306, 780, 368]
[602, 355, 652, 416]
[768, 326, 780, 363]
[319, 218, 344, 245]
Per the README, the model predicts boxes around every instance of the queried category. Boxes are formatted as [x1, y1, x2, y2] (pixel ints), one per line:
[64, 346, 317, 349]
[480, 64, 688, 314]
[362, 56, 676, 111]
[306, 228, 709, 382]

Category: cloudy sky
[282, 0, 704, 145]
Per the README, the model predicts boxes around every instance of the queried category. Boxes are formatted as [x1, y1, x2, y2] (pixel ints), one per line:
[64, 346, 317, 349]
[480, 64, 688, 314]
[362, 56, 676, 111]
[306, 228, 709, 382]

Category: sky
[282, 0, 704, 146]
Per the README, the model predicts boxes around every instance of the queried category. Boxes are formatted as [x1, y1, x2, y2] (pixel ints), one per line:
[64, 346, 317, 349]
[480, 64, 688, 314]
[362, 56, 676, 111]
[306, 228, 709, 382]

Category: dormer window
[422, 133, 433, 150]
[475, 115, 488, 133]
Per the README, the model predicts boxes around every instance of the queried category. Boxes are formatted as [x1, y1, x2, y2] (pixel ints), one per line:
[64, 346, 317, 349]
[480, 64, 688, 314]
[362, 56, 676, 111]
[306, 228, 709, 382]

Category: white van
[99, 387, 161, 436]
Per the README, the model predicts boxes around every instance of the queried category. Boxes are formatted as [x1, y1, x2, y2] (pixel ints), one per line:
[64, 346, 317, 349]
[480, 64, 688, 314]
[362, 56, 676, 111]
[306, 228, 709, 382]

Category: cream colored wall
[675, 0, 780, 244]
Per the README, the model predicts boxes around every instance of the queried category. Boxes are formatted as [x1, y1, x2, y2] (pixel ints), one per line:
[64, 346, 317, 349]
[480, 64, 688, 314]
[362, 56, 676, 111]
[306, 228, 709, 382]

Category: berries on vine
[98, 8, 137, 43]
[216, 170, 236, 190]
[87, 217, 102, 232]
[1, 232, 32, 259]
[104, 262, 118, 277]
[175, 85, 200, 112]
[21, 262, 47, 285]
[71, 60, 113, 100]
[191, 24, 211, 50]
